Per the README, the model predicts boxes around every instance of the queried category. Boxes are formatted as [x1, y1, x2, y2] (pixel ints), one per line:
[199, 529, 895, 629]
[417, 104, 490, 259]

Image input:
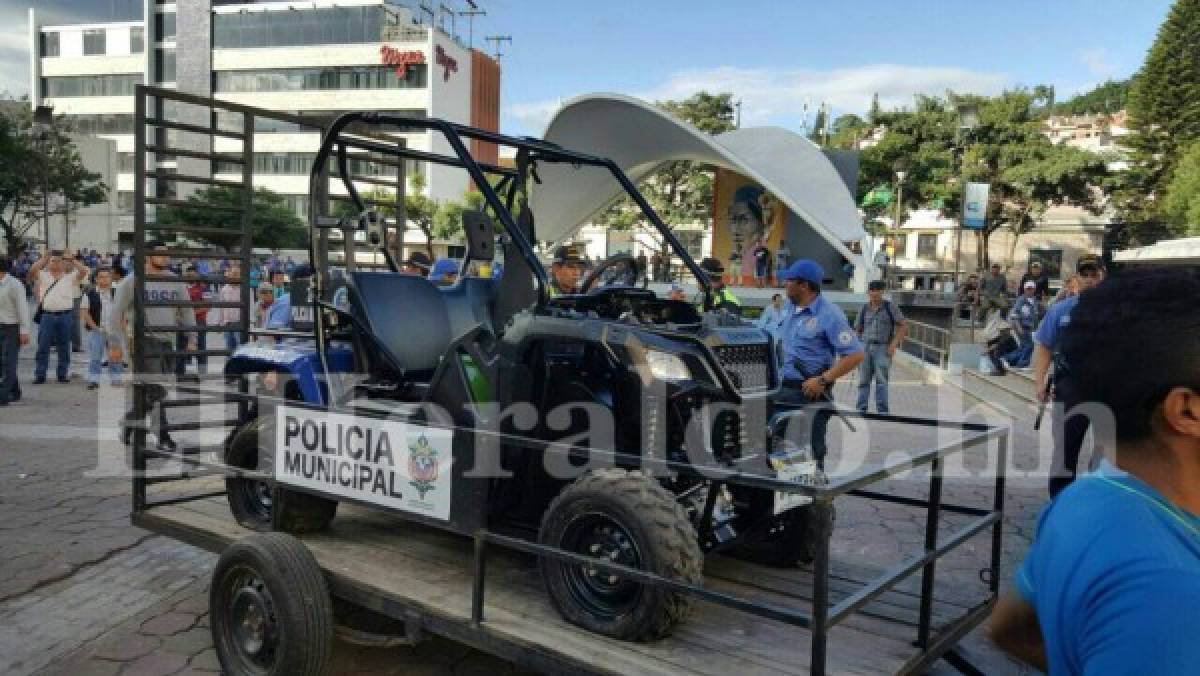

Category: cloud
[1078, 48, 1116, 78]
[503, 63, 1010, 135]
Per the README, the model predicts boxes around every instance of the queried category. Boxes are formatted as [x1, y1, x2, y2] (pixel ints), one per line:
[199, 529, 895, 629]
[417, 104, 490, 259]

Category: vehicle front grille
[714, 343, 771, 392]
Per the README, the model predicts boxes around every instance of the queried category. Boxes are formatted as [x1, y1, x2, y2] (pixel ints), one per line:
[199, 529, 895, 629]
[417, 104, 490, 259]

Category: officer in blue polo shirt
[1033, 253, 1105, 497]
[776, 259, 864, 467]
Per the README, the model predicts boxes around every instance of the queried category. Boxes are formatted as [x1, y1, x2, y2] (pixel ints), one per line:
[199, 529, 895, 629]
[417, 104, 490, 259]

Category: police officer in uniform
[699, 258, 740, 311]
[548, 245, 587, 297]
[776, 259, 864, 467]
[1033, 253, 1106, 497]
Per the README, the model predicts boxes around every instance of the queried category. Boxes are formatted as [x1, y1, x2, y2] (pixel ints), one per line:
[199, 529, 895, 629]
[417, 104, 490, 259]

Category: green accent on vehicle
[459, 353, 493, 402]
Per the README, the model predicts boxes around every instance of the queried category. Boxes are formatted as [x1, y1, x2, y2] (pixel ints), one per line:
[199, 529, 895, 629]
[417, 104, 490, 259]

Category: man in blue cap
[776, 259, 864, 466]
[428, 258, 460, 287]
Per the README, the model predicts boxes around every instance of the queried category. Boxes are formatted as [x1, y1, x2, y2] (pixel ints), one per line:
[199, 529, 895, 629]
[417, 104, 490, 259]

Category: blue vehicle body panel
[224, 343, 354, 406]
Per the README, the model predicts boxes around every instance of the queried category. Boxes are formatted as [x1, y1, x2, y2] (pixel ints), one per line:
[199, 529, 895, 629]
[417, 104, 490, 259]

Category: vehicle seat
[440, 276, 497, 338]
[348, 272, 453, 382]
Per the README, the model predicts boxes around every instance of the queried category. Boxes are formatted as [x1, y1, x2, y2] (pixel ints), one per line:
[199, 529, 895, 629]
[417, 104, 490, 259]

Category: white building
[29, 0, 501, 251]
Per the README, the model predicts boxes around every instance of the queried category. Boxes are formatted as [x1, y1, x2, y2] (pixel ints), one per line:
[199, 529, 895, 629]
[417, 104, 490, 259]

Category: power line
[459, 9, 486, 48]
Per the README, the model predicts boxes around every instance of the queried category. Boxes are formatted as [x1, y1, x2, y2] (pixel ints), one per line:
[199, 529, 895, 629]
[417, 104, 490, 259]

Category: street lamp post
[890, 161, 907, 289]
[951, 102, 979, 292]
[33, 105, 55, 250]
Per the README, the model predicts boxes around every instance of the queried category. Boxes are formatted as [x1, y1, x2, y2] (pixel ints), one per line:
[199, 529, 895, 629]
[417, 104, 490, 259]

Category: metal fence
[902, 319, 951, 368]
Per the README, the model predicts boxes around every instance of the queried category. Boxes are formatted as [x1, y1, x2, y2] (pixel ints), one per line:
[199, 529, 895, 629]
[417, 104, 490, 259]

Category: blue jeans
[86, 329, 124, 385]
[35, 311, 73, 381]
[1001, 333, 1034, 368]
[0, 323, 19, 403]
[225, 330, 242, 352]
[856, 343, 892, 413]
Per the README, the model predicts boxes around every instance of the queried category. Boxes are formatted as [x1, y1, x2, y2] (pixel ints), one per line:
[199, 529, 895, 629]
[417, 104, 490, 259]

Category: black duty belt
[42, 309, 72, 315]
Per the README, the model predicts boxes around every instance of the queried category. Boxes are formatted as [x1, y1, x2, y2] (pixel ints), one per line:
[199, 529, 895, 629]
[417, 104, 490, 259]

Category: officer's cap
[868, 280, 886, 291]
[699, 257, 724, 276]
[553, 245, 585, 265]
[405, 250, 432, 271]
[428, 258, 460, 282]
[1076, 254, 1104, 272]
[780, 259, 824, 286]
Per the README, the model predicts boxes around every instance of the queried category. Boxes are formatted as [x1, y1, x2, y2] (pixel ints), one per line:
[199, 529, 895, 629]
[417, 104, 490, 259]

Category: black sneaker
[57, 377, 71, 384]
[33, 377, 46, 385]
[86, 382, 99, 390]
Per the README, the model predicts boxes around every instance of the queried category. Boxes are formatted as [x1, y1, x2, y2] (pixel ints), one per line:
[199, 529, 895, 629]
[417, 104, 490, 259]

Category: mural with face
[726, 185, 775, 280]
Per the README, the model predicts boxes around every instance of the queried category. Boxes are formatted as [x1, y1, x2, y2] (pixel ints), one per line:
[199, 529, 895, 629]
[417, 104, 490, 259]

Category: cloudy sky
[0, 0, 1175, 135]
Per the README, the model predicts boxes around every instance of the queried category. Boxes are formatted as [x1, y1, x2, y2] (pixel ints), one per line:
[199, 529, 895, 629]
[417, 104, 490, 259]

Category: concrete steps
[963, 367, 1038, 405]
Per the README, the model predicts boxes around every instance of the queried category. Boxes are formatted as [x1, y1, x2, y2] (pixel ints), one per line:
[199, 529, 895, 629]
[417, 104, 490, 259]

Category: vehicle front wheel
[210, 533, 332, 676]
[539, 469, 703, 641]
[225, 417, 338, 533]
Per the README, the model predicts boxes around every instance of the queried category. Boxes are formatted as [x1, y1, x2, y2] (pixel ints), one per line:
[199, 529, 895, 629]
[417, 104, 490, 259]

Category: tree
[1162, 139, 1200, 235]
[1053, 79, 1130, 115]
[157, 185, 307, 250]
[592, 91, 736, 264]
[858, 90, 1108, 267]
[829, 113, 871, 150]
[1118, 0, 1200, 233]
[0, 107, 106, 254]
[808, 105, 828, 145]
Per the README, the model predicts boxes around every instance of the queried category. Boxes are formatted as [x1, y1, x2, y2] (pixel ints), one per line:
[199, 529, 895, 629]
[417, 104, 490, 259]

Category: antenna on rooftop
[485, 35, 512, 59]
[459, 8, 486, 48]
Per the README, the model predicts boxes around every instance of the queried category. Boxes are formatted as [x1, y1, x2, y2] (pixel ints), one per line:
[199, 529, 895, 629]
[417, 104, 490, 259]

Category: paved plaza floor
[0, 339, 1048, 675]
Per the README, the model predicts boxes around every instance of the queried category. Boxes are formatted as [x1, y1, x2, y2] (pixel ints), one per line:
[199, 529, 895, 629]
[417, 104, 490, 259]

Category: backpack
[855, 300, 897, 342]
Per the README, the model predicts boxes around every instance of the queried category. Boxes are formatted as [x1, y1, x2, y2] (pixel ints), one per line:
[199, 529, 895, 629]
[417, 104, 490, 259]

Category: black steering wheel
[578, 253, 641, 294]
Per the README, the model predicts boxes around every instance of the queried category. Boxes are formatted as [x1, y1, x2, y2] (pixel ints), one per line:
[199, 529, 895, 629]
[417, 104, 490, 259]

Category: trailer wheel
[210, 533, 332, 676]
[226, 417, 338, 533]
[733, 506, 829, 567]
[539, 469, 702, 641]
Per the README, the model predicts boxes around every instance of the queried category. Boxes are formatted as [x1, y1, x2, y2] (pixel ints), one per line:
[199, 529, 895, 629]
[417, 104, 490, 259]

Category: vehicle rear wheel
[225, 417, 338, 533]
[210, 533, 332, 676]
[539, 469, 702, 641]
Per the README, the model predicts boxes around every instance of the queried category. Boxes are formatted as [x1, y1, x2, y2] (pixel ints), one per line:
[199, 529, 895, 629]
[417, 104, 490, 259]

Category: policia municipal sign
[275, 406, 453, 520]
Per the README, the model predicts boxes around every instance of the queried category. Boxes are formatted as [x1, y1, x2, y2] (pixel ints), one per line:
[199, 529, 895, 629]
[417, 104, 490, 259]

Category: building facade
[29, 0, 501, 251]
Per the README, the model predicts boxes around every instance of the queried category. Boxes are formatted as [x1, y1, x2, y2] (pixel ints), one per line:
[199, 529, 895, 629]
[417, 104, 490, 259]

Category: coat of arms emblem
[408, 435, 440, 500]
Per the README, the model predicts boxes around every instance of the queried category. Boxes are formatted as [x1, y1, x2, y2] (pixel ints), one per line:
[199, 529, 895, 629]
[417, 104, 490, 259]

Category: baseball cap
[404, 250, 432, 271]
[258, 282, 275, 293]
[780, 259, 824, 286]
[1076, 254, 1103, 272]
[553, 244, 586, 265]
[699, 257, 724, 277]
[428, 258, 460, 282]
[669, 283, 684, 294]
[1023, 280, 1037, 289]
[868, 280, 886, 291]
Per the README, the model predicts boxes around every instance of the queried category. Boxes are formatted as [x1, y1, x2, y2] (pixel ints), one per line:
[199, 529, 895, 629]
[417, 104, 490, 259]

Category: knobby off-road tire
[539, 469, 703, 641]
[225, 417, 338, 533]
[210, 533, 332, 676]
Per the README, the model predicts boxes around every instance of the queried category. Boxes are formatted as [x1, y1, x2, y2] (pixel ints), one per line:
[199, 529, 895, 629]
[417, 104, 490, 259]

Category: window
[282, 195, 309, 219]
[156, 12, 176, 40]
[156, 49, 176, 83]
[917, 233, 938, 260]
[43, 75, 142, 98]
[117, 153, 136, 172]
[83, 29, 107, 56]
[64, 114, 136, 135]
[117, 192, 134, 211]
[214, 65, 428, 93]
[41, 32, 60, 57]
[213, 5, 387, 49]
[891, 233, 908, 259]
[245, 109, 426, 133]
[130, 26, 144, 53]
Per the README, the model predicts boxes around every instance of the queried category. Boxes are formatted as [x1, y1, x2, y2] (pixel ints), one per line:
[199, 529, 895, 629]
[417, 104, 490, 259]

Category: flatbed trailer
[126, 85, 1009, 675]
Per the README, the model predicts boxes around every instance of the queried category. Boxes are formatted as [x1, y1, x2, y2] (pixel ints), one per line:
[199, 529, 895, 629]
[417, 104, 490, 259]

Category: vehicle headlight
[645, 350, 690, 381]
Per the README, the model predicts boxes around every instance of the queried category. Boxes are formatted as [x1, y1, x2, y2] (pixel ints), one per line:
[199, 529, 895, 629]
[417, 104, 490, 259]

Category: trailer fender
[224, 343, 354, 406]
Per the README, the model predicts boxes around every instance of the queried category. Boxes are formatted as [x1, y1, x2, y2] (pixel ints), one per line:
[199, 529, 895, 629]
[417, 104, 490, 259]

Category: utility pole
[734, 98, 742, 128]
[459, 9, 486, 48]
[484, 35, 512, 59]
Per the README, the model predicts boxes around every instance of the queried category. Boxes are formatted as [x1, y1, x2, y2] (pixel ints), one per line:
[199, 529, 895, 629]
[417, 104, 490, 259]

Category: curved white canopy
[530, 93, 865, 261]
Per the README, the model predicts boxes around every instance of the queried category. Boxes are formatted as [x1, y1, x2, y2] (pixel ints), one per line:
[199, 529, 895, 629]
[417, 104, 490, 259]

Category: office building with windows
[29, 0, 502, 250]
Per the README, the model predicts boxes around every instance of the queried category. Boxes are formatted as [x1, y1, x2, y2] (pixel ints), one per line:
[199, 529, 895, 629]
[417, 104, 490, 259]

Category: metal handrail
[902, 318, 950, 368]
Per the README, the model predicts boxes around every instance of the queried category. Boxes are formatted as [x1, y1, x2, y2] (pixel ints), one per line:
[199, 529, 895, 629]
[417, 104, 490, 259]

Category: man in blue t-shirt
[990, 266, 1200, 674]
[1033, 253, 1105, 497]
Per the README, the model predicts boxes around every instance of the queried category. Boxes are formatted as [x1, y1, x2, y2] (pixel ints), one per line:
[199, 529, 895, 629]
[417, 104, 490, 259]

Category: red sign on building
[380, 45, 425, 78]
[435, 45, 458, 82]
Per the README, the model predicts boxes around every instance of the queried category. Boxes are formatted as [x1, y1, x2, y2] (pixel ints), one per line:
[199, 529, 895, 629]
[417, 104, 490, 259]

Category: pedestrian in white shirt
[28, 250, 87, 384]
[0, 256, 33, 406]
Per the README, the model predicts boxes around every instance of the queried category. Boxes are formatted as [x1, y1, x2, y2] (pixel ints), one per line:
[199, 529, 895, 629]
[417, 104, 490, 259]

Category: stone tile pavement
[1, 337, 1047, 674]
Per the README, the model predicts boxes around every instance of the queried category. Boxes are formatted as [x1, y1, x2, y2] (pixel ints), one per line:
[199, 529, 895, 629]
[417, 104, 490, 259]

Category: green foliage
[1053, 79, 1130, 115]
[1119, 0, 1200, 232]
[0, 104, 107, 254]
[1162, 140, 1200, 235]
[829, 114, 871, 150]
[592, 91, 736, 256]
[157, 185, 306, 250]
[434, 189, 487, 241]
[859, 90, 1109, 265]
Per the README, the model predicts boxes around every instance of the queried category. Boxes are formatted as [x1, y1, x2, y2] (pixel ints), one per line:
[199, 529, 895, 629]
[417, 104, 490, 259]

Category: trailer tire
[733, 506, 826, 567]
[539, 469, 702, 641]
[225, 417, 338, 533]
[210, 533, 332, 676]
